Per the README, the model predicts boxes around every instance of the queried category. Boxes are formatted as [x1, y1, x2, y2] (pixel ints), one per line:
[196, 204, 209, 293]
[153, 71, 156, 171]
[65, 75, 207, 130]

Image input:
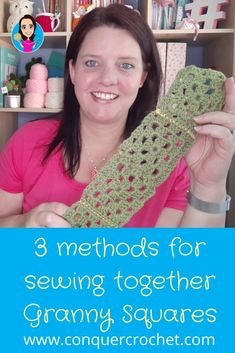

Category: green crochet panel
[63, 65, 226, 227]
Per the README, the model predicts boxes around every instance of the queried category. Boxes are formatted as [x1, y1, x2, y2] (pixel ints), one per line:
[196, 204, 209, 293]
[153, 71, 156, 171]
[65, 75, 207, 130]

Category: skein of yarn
[25, 79, 48, 95]
[23, 64, 48, 108]
[30, 64, 48, 80]
[23, 65, 64, 109]
[45, 77, 64, 109]
[48, 77, 64, 92]
[24, 93, 45, 108]
[45, 91, 64, 109]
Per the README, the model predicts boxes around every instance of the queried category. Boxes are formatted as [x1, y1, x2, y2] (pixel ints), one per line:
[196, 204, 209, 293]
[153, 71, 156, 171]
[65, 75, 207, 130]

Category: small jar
[4, 95, 21, 108]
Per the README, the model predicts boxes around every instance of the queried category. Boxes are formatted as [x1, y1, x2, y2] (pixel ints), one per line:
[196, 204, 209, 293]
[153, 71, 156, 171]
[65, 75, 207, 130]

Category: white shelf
[0, 108, 61, 113]
[153, 28, 234, 42]
[0, 32, 68, 47]
[1, 28, 233, 44]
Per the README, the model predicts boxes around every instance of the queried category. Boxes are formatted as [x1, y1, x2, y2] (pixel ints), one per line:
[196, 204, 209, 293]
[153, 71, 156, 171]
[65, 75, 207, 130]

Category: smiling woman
[0, 4, 234, 228]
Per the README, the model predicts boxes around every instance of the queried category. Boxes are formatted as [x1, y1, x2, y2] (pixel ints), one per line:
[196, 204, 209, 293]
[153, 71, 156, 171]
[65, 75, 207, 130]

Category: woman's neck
[74, 119, 124, 183]
[80, 118, 125, 152]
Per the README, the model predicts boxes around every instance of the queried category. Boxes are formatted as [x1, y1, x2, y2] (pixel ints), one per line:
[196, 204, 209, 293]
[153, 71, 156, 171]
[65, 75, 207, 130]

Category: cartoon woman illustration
[13, 15, 42, 53]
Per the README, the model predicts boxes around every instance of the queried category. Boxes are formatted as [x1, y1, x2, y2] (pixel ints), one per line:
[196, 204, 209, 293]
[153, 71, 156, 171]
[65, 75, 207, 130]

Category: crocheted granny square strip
[64, 65, 226, 227]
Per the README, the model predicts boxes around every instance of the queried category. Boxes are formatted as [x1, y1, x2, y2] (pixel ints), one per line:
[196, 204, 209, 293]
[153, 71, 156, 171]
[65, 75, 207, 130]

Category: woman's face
[69, 26, 147, 126]
[20, 18, 34, 38]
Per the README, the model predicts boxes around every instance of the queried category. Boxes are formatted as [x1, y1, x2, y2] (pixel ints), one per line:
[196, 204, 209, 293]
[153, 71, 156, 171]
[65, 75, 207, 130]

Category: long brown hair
[45, 4, 162, 177]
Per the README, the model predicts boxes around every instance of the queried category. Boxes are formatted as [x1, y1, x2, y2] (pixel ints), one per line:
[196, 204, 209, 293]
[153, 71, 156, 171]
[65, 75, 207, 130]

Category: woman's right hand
[23, 202, 72, 228]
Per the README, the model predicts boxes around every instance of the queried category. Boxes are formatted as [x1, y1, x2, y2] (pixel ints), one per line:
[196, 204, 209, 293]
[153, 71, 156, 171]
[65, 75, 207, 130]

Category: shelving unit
[0, 0, 72, 147]
[0, 0, 235, 225]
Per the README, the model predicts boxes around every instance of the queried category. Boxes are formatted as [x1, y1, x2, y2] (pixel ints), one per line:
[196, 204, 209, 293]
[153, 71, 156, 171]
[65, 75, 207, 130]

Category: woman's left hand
[185, 77, 235, 192]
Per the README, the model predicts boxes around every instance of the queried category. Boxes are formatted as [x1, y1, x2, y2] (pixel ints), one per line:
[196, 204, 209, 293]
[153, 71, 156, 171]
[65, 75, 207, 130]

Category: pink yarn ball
[23, 93, 45, 108]
[30, 64, 48, 80]
[25, 79, 48, 94]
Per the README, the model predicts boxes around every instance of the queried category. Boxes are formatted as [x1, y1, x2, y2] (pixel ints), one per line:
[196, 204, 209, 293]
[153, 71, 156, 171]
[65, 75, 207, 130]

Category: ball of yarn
[23, 93, 45, 108]
[30, 64, 48, 80]
[26, 79, 48, 94]
[45, 92, 64, 109]
[48, 77, 64, 92]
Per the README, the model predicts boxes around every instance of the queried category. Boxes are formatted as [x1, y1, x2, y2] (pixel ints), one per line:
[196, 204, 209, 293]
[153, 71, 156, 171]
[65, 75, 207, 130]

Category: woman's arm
[156, 204, 226, 227]
[0, 189, 25, 227]
[0, 189, 71, 228]
[156, 202, 226, 228]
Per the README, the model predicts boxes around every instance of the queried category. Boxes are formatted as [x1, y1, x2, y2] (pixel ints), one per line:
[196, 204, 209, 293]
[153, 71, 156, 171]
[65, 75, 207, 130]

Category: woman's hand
[185, 77, 235, 198]
[23, 202, 72, 228]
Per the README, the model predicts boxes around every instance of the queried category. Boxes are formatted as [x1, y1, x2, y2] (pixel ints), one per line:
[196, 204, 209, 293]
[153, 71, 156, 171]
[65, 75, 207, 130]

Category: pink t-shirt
[22, 39, 34, 53]
[0, 119, 189, 227]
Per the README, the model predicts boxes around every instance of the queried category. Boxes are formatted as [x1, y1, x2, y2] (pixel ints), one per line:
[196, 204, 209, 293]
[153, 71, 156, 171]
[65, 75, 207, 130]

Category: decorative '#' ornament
[7, 0, 34, 32]
[185, 0, 229, 29]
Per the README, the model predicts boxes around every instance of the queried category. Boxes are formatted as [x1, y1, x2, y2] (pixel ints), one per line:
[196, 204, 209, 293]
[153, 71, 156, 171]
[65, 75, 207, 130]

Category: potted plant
[3, 73, 24, 108]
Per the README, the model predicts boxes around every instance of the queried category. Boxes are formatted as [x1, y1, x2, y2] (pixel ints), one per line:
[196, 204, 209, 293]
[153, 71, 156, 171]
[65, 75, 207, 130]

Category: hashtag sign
[185, 0, 229, 29]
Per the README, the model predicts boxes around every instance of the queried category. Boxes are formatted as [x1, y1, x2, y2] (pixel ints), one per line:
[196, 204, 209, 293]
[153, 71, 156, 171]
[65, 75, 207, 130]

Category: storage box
[157, 42, 167, 100]
[165, 42, 187, 94]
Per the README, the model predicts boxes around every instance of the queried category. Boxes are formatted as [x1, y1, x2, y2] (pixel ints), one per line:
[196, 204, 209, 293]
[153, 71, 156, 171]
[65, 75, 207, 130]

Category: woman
[0, 4, 234, 228]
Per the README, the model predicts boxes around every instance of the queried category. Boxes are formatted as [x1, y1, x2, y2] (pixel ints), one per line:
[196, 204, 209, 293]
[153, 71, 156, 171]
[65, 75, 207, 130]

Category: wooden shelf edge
[152, 28, 234, 34]
[1, 28, 233, 38]
[0, 32, 68, 37]
[152, 28, 234, 42]
[0, 108, 61, 113]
